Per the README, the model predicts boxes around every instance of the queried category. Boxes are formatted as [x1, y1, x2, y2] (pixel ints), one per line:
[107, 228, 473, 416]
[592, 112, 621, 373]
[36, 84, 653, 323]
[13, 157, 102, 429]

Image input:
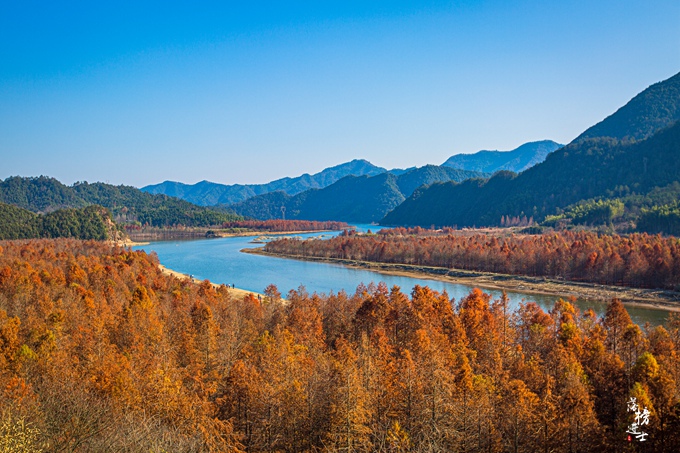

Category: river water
[133, 225, 670, 326]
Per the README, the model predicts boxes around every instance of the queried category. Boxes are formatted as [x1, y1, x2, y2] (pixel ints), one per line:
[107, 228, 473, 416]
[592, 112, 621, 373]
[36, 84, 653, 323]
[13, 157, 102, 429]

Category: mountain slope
[230, 165, 484, 222]
[227, 191, 293, 221]
[230, 174, 404, 223]
[576, 72, 680, 141]
[383, 121, 680, 227]
[442, 140, 562, 173]
[142, 159, 387, 206]
[382, 72, 680, 228]
[0, 176, 241, 227]
[289, 173, 405, 223]
[395, 165, 486, 197]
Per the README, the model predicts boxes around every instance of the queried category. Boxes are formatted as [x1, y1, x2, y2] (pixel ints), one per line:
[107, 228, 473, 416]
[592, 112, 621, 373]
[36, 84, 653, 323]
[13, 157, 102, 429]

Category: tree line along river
[133, 225, 671, 326]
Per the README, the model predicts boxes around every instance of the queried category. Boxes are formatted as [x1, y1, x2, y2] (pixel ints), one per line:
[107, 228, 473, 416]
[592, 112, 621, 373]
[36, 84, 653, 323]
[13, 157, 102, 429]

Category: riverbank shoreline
[158, 264, 263, 299]
[243, 248, 680, 312]
[117, 228, 340, 248]
[125, 228, 342, 243]
[215, 229, 338, 238]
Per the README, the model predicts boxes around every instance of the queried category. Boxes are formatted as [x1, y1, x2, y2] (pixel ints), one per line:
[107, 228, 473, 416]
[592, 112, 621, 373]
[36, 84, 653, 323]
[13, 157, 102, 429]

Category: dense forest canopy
[0, 176, 242, 228]
[576, 71, 680, 141]
[0, 203, 114, 241]
[0, 239, 678, 451]
[265, 229, 680, 290]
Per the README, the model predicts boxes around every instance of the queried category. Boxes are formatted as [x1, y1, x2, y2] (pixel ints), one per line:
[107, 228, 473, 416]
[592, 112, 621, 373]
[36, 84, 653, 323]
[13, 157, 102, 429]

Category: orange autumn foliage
[0, 238, 678, 451]
[265, 229, 680, 289]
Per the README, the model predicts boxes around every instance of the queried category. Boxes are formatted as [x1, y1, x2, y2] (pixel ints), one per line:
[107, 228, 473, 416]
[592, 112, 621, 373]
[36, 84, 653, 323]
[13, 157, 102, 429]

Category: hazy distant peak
[442, 140, 563, 173]
[229, 164, 485, 223]
[388, 166, 417, 175]
[141, 159, 387, 206]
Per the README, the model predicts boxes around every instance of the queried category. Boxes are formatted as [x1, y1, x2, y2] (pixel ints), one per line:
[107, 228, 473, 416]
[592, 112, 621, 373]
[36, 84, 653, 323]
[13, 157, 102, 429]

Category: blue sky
[1, 1, 678, 187]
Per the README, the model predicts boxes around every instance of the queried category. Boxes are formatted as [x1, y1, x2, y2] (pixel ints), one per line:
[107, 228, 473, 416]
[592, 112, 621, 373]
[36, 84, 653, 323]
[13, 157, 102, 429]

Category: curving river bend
[133, 225, 670, 326]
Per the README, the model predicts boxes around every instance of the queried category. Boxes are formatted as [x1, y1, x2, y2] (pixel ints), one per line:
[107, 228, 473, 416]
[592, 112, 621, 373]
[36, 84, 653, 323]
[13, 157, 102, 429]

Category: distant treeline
[0, 202, 113, 240]
[221, 219, 350, 232]
[0, 176, 242, 228]
[540, 182, 680, 235]
[265, 230, 680, 290]
[638, 201, 680, 236]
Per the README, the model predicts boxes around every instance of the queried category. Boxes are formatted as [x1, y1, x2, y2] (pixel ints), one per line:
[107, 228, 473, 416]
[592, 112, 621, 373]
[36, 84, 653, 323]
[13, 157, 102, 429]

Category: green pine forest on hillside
[0, 176, 246, 240]
[576, 72, 680, 141]
[0, 203, 114, 240]
[0, 176, 242, 230]
[382, 72, 680, 233]
[383, 122, 680, 231]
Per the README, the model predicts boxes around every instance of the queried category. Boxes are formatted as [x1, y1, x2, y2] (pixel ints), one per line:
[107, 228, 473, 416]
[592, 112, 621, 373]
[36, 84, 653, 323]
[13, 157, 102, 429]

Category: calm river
[133, 225, 670, 326]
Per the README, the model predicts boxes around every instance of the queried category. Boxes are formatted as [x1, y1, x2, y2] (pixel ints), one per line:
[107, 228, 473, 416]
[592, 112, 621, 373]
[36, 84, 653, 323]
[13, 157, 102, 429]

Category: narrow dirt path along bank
[243, 248, 680, 312]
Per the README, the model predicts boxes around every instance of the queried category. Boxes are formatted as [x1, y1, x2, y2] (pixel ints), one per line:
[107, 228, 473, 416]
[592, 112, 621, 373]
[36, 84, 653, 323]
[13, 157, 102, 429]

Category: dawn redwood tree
[603, 298, 633, 357]
[1, 238, 679, 451]
[326, 336, 372, 452]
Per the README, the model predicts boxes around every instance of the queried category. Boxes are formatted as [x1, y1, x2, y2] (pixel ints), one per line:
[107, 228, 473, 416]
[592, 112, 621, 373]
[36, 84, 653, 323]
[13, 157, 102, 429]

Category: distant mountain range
[142, 159, 387, 206]
[382, 71, 680, 229]
[442, 140, 562, 173]
[8, 71, 676, 231]
[6, 72, 677, 232]
[142, 140, 562, 211]
[229, 165, 485, 223]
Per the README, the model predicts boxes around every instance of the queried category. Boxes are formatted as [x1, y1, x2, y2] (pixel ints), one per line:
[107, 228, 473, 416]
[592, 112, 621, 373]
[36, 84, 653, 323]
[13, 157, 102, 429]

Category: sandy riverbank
[158, 264, 263, 299]
[117, 229, 338, 247]
[214, 229, 338, 238]
[243, 248, 680, 312]
[114, 238, 149, 247]
[125, 228, 341, 243]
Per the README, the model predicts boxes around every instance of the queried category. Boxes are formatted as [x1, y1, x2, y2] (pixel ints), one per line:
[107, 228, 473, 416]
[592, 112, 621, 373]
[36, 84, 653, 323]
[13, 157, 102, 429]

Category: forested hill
[576, 71, 680, 141]
[0, 176, 242, 228]
[230, 165, 485, 223]
[142, 158, 387, 206]
[382, 71, 680, 228]
[442, 140, 562, 173]
[232, 173, 404, 223]
[394, 165, 485, 197]
[383, 120, 680, 227]
[0, 202, 114, 240]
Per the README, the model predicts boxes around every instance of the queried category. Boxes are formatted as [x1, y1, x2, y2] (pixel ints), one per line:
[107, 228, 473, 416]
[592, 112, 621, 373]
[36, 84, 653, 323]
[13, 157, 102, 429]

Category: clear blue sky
[1, 1, 678, 187]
